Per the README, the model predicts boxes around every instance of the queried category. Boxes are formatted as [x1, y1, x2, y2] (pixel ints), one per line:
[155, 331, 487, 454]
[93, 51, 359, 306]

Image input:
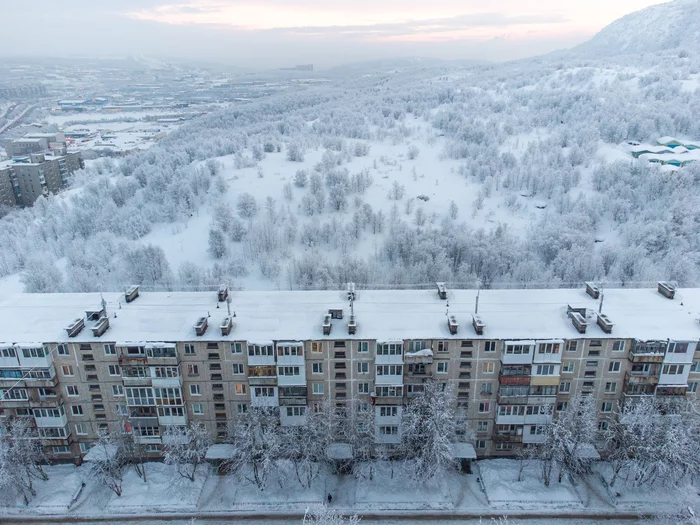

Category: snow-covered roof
[449, 442, 477, 459]
[83, 444, 118, 462]
[0, 287, 700, 344]
[405, 349, 434, 358]
[205, 444, 236, 460]
[657, 136, 680, 144]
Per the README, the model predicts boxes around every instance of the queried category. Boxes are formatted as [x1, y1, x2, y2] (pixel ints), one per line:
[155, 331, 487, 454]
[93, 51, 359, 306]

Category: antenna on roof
[226, 296, 232, 317]
[475, 287, 481, 315]
[446, 300, 450, 317]
[598, 284, 604, 314]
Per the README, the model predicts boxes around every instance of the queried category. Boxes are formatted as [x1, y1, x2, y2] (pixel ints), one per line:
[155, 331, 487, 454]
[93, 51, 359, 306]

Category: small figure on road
[327, 493, 333, 504]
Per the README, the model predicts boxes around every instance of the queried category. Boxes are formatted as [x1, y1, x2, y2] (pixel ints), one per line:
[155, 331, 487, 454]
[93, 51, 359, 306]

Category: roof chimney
[218, 284, 229, 302]
[585, 282, 600, 299]
[657, 281, 675, 299]
[194, 316, 208, 336]
[448, 315, 459, 335]
[323, 314, 332, 335]
[220, 316, 233, 336]
[65, 318, 85, 337]
[567, 305, 588, 334]
[125, 285, 139, 303]
[436, 282, 447, 300]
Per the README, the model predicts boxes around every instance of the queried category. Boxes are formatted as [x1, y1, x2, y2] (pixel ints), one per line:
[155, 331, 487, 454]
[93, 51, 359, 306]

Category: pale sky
[0, 0, 671, 68]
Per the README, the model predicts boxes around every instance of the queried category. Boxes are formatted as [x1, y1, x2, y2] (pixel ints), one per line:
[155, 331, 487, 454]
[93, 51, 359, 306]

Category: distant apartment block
[0, 282, 698, 462]
[1, 132, 83, 207]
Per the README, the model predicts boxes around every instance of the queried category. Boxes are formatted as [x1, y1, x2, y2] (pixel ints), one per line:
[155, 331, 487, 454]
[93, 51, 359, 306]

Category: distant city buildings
[1, 131, 83, 207]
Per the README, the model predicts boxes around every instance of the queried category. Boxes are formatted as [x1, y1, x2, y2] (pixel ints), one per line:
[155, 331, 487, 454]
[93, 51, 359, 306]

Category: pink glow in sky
[0, 0, 673, 67]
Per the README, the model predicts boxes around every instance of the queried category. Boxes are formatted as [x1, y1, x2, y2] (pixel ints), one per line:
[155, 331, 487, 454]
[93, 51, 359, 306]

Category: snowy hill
[577, 0, 700, 55]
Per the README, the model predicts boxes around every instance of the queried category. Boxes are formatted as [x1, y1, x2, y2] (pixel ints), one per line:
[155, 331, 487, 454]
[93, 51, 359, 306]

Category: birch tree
[87, 429, 126, 497]
[0, 417, 50, 504]
[163, 423, 212, 482]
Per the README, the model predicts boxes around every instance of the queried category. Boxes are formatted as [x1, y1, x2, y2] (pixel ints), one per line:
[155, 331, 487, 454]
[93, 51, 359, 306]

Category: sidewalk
[0, 460, 694, 522]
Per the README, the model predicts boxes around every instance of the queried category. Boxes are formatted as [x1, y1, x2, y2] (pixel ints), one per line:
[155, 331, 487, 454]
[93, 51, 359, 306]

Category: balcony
[656, 385, 688, 396]
[498, 375, 530, 386]
[624, 370, 659, 385]
[495, 413, 525, 425]
[29, 392, 63, 408]
[158, 414, 187, 426]
[133, 435, 162, 445]
[34, 411, 68, 428]
[248, 366, 277, 386]
[629, 344, 666, 363]
[493, 433, 523, 443]
[151, 375, 182, 388]
[122, 375, 152, 386]
[370, 392, 403, 405]
[376, 353, 404, 365]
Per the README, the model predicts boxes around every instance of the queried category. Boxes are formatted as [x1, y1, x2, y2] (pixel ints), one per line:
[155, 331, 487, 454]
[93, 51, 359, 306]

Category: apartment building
[0, 282, 698, 462]
[0, 151, 83, 207]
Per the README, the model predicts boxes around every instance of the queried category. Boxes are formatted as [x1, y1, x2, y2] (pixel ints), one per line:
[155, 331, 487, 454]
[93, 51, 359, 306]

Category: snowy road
[0, 511, 657, 524]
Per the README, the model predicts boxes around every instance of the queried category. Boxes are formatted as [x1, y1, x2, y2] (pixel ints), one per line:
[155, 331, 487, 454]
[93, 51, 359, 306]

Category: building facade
[0, 284, 698, 462]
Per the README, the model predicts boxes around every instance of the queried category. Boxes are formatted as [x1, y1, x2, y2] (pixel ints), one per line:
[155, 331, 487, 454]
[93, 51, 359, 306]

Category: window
[375, 386, 403, 397]
[535, 365, 555, 375]
[312, 342, 323, 353]
[56, 344, 69, 356]
[187, 364, 199, 376]
[379, 426, 398, 436]
[79, 443, 92, 453]
[562, 362, 574, 373]
[559, 381, 571, 393]
[612, 340, 625, 352]
[505, 344, 531, 355]
[605, 382, 617, 393]
[231, 342, 243, 354]
[279, 366, 300, 376]
[184, 344, 195, 355]
[357, 341, 369, 353]
[379, 406, 398, 417]
[358, 382, 369, 394]
[236, 403, 248, 414]
[286, 406, 306, 417]
[437, 362, 448, 374]
[108, 365, 120, 376]
[74, 423, 88, 435]
[312, 383, 324, 395]
[53, 446, 70, 454]
[476, 440, 486, 449]
[662, 364, 685, 375]
[478, 401, 490, 413]
[71, 405, 84, 416]
[357, 362, 369, 374]
[483, 362, 495, 374]
[189, 384, 201, 396]
[192, 403, 204, 415]
[601, 402, 613, 413]
[22, 347, 46, 358]
[669, 342, 689, 354]
[408, 341, 427, 352]
[61, 365, 74, 377]
[112, 384, 124, 396]
[235, 384, 247, 395]
[608, 361, 621, 373]
[689, 382, 699, 393]
[377, 343, 402, 355]
[691, 361, 700, 373]
[232, 363, 245, 375]
[253, 386, 275, 397]
[436, 341, 449, 353]
[483, 341, 497, 353]
[477, 421, 488, 432]
[557, 401, 568, 411]
[566, 341, 578, 353]
[312, 362, 324, 374]
[103, 344, 116, 356]
[115, 404, 127, 416]
[480, 383, 492, 395]
[538, 343, 560, 354]
[598, 421, 609, 431]
[66, 385, 79, 397]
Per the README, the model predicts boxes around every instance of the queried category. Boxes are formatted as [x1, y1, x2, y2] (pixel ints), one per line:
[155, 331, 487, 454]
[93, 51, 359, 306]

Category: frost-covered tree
[163, 423, 212, 482]
[208, 228, 228, 259]
[227, 407, 282, 490]
[121, 245, 174, 290]
[20, 255, 63, 293]
[287, 143, 305, 162]
[294, 169, 308, 188]
[0, 417, 49, 504]
[389, 181, 405, 201]
[237, 193, 259, 221]
[86, 429, 126, 497]
[400, 380, 465, 482]
[407, 144, 420, 160]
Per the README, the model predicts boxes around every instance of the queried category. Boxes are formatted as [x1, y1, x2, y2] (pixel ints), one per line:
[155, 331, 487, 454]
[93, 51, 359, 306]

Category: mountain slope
[577, 0, 700, 55]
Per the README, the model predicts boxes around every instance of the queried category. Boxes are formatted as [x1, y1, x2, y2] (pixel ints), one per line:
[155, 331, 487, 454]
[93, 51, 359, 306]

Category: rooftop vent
[448, 315, 460, 335]
[348, 314, 357, 335]
[328, 308, 343, 320]
[596, 313, 613, 334]
[657, 281, 675, 299]
[91, 317, 110, 337]
[85, 307, 106, 322]
[218, 284, 229, 302]
[220, 316, 233, 336]
[125, 285, 139, 303]
[585, 282, 600, 299]
[65, 318, 85, 338]
[472, 315, 484, 335]
[194, 317, 208, 336]
[323, 314, 332, 336]
[437, 282, 447, 300]
[347, 282, 356, 301]
[567, 305, 588, 334]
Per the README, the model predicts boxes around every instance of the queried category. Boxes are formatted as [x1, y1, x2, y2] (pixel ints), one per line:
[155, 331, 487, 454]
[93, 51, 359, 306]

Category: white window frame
[189, 384, 201, 396]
